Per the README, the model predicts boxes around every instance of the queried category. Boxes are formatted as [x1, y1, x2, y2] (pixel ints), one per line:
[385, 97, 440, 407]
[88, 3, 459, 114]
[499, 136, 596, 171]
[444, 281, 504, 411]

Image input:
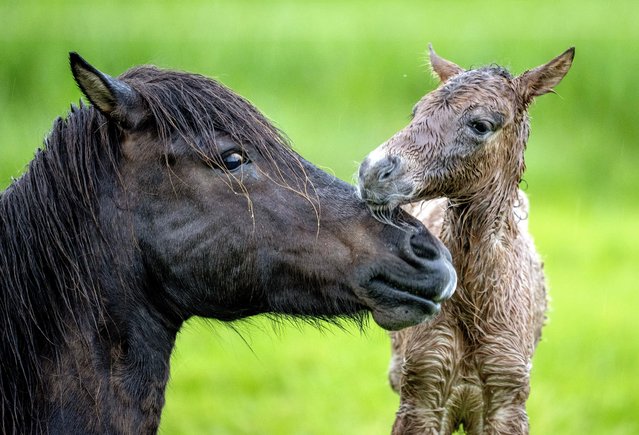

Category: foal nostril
[358, 154, 410, 208]
[359, 155, 401, 188]
[377, 156, 400, 182]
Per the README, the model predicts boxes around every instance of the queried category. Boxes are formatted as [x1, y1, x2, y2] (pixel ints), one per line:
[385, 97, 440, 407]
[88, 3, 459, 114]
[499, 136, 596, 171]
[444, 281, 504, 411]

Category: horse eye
[221, 152, 247, 171]
[163, 154, 177, 166]
[469, 120, 493, 136]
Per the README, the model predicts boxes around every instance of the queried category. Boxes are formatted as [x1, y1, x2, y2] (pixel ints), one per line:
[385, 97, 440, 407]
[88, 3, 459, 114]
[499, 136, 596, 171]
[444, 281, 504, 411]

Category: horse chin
[371, 301, 441, 331]
[357, 280, 443, 331]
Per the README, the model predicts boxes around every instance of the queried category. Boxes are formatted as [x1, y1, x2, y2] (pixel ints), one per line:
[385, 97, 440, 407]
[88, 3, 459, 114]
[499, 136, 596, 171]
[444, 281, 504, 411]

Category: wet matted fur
[358, 46, 574, 434]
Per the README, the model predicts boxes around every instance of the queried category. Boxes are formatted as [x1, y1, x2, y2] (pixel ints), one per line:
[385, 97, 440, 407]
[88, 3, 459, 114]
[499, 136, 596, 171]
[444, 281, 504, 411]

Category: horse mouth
[358, 268, 456, 331]
[351, 200, 457, 330]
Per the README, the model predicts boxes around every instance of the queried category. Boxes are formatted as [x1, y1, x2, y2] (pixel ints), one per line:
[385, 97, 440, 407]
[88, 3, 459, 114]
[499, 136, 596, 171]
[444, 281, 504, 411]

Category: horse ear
[428, 44, 464, 83]
[514, 47, 575, 104]
[69, 52, 143, 128]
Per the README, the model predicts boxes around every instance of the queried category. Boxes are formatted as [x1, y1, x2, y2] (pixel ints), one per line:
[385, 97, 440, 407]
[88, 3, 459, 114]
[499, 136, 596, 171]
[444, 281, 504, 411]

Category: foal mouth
[360, 191, 414, 212]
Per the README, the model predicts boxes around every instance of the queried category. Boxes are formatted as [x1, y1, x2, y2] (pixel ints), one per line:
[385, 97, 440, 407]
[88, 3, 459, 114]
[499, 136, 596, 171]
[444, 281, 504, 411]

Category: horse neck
[0, 111, 179, 433]
[49, 295, 179, 434]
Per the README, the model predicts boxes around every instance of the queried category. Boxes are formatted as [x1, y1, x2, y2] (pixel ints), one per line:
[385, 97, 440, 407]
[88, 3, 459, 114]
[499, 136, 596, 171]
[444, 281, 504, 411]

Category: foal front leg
[477, 338, 532, 434]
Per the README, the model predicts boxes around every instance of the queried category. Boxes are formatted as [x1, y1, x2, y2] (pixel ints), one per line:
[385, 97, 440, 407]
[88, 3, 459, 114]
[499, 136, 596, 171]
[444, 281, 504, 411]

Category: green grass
[1, 0, 638, 433]
[529, 206, 639, 434]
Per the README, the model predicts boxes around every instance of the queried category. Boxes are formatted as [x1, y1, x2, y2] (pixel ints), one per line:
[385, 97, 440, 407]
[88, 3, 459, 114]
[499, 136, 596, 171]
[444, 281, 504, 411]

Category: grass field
[1, 0, 638, 433]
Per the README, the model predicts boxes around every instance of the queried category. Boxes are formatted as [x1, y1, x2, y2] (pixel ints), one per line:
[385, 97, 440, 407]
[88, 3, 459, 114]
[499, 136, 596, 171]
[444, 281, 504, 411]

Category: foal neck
[444, 176, 521, 249]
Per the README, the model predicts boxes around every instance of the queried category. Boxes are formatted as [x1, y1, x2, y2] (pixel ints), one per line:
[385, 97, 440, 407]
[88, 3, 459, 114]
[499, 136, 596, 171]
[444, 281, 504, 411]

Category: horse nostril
[406, 232, 457, 302]
[409, 233, 440, 261]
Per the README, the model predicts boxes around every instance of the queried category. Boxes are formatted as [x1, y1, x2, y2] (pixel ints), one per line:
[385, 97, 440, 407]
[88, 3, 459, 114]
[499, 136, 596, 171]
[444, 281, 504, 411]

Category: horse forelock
[119, 66, 320, 218]
[119, 67, 291, 165]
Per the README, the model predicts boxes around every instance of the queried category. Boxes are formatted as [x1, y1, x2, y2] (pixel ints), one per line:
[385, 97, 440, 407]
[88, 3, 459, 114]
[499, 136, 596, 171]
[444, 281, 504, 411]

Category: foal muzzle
[358, 153, 414, 209]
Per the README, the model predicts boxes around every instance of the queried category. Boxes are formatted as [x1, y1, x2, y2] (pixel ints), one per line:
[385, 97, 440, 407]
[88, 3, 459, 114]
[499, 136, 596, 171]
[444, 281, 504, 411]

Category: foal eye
[469, 120, 494, 136]
[221, 152, 247, 171]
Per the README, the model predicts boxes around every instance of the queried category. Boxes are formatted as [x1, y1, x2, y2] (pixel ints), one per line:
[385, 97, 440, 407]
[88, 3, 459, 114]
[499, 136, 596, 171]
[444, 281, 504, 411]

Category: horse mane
[0, 105, 121, 431]
[0, 65, 303, 431]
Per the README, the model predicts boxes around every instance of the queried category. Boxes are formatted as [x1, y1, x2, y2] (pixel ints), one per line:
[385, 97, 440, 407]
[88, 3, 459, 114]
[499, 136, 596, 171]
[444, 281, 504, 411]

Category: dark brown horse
[0, 54, 456, 434]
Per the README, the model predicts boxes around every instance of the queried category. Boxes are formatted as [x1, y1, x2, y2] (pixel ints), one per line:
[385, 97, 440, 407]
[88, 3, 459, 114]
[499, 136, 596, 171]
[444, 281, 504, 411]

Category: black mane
[0, 105, 120, 431]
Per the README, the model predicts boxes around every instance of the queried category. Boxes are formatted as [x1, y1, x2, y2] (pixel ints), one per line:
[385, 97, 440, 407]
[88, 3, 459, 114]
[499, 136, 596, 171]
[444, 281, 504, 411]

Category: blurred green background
[1, 0, 638, 433]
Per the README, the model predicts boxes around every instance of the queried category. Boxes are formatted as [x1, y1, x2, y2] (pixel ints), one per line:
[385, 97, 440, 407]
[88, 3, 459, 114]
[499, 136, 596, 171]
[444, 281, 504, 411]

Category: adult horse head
[0, 54, 455, 433]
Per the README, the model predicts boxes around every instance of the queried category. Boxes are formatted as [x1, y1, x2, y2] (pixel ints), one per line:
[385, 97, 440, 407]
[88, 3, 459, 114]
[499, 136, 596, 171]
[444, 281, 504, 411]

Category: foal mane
[0, 65, 311, 430]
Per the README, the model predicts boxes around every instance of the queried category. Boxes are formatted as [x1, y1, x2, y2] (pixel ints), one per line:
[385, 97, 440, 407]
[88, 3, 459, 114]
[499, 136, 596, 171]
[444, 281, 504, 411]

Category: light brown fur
[358, 46, 574, 434]
[390, 193, 545, 434]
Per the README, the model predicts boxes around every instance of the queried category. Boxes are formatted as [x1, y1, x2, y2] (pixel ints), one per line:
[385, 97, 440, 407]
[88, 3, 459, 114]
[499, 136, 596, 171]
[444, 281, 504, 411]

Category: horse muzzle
[356, 220, 457, 330]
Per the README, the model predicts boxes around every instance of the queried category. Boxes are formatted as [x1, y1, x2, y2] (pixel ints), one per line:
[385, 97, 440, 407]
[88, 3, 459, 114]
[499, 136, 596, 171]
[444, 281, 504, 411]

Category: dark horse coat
[0, 54, 456, 433]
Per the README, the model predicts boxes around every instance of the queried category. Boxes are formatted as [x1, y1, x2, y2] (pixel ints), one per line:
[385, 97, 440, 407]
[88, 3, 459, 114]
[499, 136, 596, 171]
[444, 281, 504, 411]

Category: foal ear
[428, 44, 464, 83]
[69, 52, 143, 128]
[514, 47, 575, 104]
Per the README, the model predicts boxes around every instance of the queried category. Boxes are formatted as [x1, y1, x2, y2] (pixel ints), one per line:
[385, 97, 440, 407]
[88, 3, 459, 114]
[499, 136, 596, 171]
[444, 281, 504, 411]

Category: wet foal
[359, 46, 574, 434]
